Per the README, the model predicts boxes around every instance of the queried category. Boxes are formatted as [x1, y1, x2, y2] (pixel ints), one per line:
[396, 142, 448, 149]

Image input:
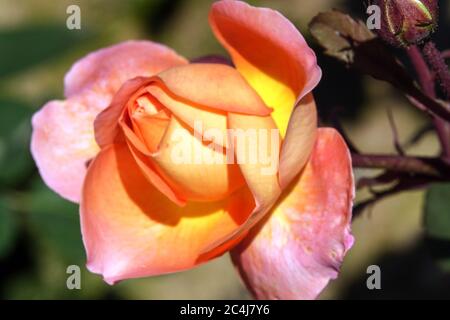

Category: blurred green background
[1, 0, 450, 299]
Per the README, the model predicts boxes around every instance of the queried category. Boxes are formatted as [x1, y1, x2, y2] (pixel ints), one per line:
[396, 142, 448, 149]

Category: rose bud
[372, 0, 438, 47]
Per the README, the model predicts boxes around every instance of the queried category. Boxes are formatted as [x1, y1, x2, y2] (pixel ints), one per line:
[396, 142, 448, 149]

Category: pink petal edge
[231, 128, 355, 300]
[31, 40, 187, 202]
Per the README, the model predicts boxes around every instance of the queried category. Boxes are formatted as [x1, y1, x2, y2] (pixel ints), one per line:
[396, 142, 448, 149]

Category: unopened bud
[371, 0, 438, 47]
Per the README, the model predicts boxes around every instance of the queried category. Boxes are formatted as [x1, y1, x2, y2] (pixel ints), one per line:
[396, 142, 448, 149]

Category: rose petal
[200, 113, 281, 254]
[278, 94, 317, 189]
[209, 0, 321, 136]
[124, 139, 187, 206]
[32, 41, 187, 202]
[112, 90, 189, 206]
[95, 75, 238, 205]
[64, 40, 187, 98]
[31, 100, 99, 202]
[95, 77, 154, 148]
[151, 116, 245, 202]
[81, 143, 251, 284]
[231, 128, 354, 300]
[131, 112, 169, 152]
[156, 63, 272, 116]
[147, 84, 229, 147]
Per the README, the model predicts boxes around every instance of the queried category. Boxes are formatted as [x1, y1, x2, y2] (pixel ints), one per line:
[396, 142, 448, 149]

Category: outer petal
[231, 128, 354, 300]
[209, 0, 321, 136]
[64, 40, 188, 98]
[31, 41, 187, 202]
[81, 143, 251, 284]
[31, 100, 99, 202]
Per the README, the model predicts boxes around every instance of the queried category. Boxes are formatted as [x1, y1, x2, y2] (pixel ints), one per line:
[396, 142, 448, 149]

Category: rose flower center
[119, 82, 245, 203]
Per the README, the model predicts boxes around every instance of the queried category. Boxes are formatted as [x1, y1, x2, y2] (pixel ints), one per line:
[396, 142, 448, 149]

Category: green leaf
[0, 197, 18, 259]
[0, 98, 34, 187]
[425, 183, 450, 240]
[425, 183, 450, 272]
[0, 24, 93, 79]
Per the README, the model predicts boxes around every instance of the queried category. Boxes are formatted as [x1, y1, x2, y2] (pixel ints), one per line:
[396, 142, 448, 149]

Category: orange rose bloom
[31, 0, 354, 299]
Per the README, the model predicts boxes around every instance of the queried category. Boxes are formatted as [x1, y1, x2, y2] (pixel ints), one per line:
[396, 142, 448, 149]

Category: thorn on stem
[422, 41, 450, 99]
[386, 107, 405, 155]
[403, 123, 434, 149]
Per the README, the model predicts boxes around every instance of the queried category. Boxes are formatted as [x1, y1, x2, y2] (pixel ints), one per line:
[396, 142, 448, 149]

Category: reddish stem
[423, 41, 450, 99]
[407, 46, 435, 96]
[407, 44, 450, 161]
[351, 153, 443, 177]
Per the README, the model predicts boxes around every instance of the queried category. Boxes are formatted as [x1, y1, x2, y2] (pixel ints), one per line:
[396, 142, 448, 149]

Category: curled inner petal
[95, 63, 275, 203]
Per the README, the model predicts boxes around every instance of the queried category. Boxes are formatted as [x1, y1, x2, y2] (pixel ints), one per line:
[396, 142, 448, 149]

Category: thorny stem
[351, 153, 447, 177]
[423, 41, 450, 99]
[408, 44, 450, 162]
[335, 117, 449, 180]
[407, 46, 435, 96]
[348, 42, 450, 215]
[345, 41, 450, 216]
[386, 107, 405, 156]
[352, 175, 434, 218]
[316, 15, 450, 217]
[403, 123, 434, 149]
